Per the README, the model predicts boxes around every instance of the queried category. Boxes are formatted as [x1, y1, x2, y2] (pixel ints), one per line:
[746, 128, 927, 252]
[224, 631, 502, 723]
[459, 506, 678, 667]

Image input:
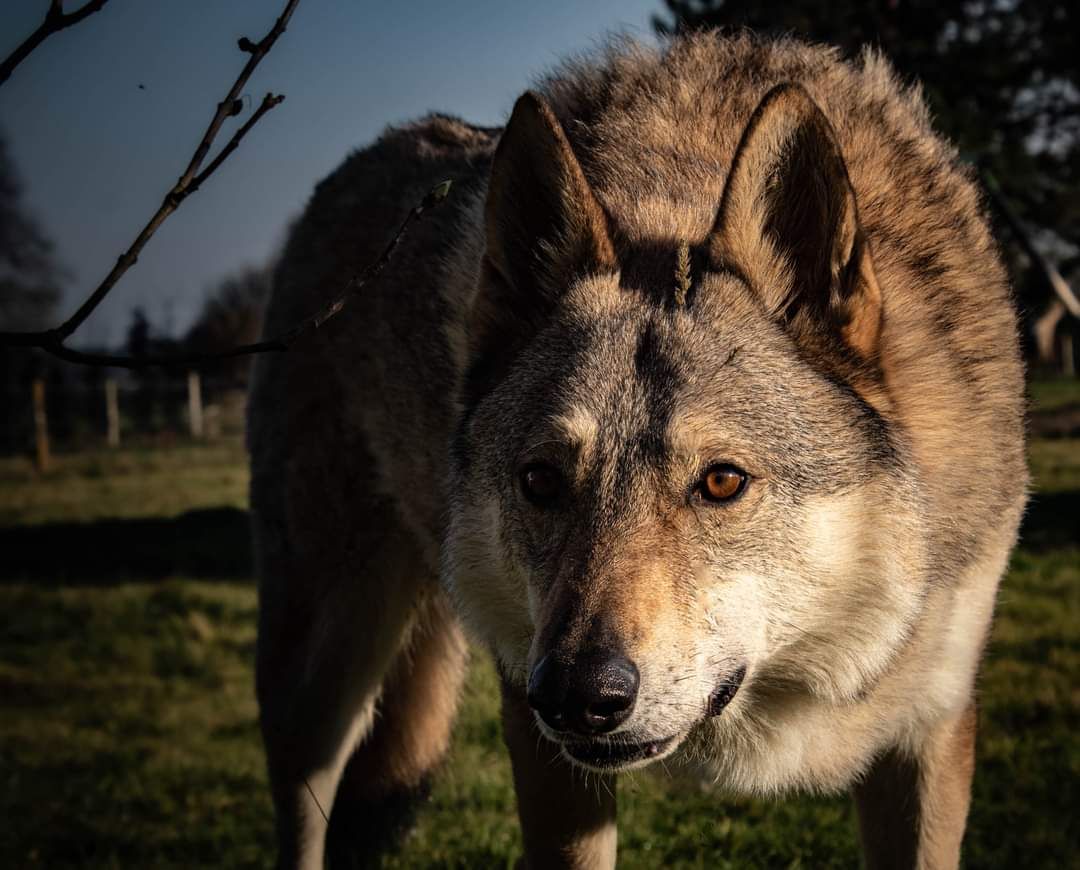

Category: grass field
[1, 383, 1077, 868]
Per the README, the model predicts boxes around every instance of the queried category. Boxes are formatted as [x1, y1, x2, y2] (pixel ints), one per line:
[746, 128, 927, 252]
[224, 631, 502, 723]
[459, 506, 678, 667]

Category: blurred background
[0, 1, 1076, 867]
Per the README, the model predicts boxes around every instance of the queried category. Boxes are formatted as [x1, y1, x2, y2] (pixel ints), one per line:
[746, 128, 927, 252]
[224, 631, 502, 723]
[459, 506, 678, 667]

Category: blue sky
[0, 0, 661, 347]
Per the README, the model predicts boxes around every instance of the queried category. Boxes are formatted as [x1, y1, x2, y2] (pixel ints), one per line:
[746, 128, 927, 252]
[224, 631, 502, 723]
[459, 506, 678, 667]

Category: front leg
[854, 703, 978, 870]
[501, 683, 618, 870]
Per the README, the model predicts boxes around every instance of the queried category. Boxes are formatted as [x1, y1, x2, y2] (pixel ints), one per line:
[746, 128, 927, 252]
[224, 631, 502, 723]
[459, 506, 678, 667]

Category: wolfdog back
[248, 31, 1027, 870]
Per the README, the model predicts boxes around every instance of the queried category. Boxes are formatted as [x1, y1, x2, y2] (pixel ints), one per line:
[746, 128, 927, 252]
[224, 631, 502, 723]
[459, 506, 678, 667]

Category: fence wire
[1, 353, 249, 456]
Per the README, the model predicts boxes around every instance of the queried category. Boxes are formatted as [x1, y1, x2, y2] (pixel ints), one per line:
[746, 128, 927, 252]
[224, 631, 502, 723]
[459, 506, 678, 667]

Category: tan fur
[249, 33, 1026, 868]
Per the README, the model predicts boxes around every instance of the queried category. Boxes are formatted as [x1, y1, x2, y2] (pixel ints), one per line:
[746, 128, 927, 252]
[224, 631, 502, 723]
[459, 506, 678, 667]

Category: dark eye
[697, 464, 748, 504]
[519, 462, 564, 507]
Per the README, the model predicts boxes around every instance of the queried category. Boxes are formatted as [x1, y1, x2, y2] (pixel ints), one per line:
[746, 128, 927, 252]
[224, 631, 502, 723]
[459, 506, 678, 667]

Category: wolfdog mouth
[708, 665, 747, 716]
[560, 734, 679, 769]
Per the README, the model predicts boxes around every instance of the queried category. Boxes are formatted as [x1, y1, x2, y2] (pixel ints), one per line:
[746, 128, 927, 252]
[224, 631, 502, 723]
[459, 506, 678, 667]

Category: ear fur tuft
[710, 84, 882, 361]
[484, 91, 616, 301]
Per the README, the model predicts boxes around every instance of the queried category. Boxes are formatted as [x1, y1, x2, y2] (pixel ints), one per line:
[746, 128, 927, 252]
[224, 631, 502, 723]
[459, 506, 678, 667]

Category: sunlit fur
[250, 32, 1026, 869]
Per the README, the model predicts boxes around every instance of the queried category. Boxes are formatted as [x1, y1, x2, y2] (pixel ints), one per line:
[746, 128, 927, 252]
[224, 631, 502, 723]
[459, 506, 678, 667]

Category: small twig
[0, 181, 454, 369]
[190, 92, 286, 193]
[271, 180, 453, 346]
[173, 0, 299, 204]
[674, 241, 691, 307]
[0, 0, 111, 88]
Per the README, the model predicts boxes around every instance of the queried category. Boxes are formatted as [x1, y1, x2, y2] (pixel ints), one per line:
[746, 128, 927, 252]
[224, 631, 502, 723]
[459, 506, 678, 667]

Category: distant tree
[0, 133, 62, 332]
[0, 133, 65, 452]
[125, 307, 152, 359]
[124, 306, 185, 434]
[654, 0, 1079, 303]
[183, 265, 270, 382]
[124, 307, 156, 432]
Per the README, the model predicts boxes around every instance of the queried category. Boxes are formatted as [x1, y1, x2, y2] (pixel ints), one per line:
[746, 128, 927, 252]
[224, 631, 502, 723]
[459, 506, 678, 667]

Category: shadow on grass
[1019, 489, 1080, 552]
[0, 746, 274, 867]
[0, 508, 253, 585]
[0, 486, 1074, 586]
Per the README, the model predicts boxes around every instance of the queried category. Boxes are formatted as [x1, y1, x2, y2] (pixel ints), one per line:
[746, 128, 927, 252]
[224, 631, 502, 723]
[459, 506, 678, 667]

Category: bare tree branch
[56, 0, 301, 340]
[0, 0, 111, 88]
[174, 0, 299, 204]
[0, 180, 453, 370]
[0, 0, 302, 366]
[0, 0, 454, 372]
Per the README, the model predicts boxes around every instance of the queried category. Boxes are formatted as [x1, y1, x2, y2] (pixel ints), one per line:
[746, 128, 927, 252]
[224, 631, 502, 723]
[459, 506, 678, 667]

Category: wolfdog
[248, 32, 1027, 869]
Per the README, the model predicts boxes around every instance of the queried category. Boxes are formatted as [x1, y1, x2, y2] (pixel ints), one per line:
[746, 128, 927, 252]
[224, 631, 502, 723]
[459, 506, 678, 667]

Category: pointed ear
[484, 91, 616, 302]
[710, 84, 882, 360]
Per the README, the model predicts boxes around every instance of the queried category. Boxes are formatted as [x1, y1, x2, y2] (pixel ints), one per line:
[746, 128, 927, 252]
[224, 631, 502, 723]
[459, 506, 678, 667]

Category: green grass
[0, 391, 1077, 867]
[1028, 375, 1080, 413]
[0, 439, 249, 526]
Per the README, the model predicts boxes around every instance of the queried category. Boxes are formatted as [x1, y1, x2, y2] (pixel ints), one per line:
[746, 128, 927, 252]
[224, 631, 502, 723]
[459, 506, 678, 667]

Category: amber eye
[520, 463, 564, 507]
[698, 464, 748, 504]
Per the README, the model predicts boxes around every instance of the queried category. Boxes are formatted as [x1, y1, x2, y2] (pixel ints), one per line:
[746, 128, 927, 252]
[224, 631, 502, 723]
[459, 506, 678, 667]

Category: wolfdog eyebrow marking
[547, 409, 600, 453]
[675, 242, 691, 307]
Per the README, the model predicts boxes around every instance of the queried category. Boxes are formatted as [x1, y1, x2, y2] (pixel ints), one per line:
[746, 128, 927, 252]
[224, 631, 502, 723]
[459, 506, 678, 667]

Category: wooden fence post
[187, 370, 204, 439]
[1034, 299, 1066, 368]
[105, 378, 121, 447]
[32, 378, 50, 472]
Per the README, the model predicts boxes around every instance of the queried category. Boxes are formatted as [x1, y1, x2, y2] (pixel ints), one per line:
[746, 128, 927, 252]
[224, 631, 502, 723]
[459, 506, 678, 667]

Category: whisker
[769, 613, 862, 656]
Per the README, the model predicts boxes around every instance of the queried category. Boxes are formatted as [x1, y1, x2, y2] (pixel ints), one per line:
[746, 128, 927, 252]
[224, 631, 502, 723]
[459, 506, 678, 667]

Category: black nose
[527, 651, 640, 735]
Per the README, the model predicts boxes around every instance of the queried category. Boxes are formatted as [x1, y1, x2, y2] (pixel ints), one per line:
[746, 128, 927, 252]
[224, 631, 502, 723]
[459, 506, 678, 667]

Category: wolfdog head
[445, 85, 928, 776]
